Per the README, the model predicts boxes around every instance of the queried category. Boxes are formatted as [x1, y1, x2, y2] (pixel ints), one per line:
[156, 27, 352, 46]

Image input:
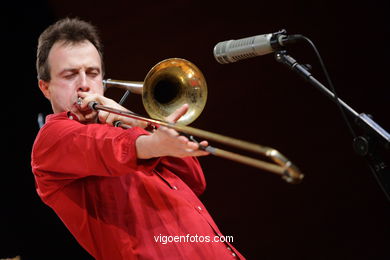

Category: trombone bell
[103, 58, 207, 125]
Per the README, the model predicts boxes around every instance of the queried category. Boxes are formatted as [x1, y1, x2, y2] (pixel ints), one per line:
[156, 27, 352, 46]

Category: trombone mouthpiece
[77, 97, 83, 106]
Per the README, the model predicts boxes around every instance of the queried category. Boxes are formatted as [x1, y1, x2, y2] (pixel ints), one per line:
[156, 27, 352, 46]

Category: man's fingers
[177, 135, 189, 144]
[85, 111, 98, 120]
[199, 140, 208, 147]
[166, 104, 189, 123]
[98, 111, 109, 124]
[77, 93, 97, 110]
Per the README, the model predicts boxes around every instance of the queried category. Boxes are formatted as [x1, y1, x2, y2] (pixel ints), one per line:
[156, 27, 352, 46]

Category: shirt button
[172, 186, 178, 190]
[227, 247, 232, 251]
[232, 252, 237, 257]
[197, 206, 202, 211]
[69, 115, 74, 120]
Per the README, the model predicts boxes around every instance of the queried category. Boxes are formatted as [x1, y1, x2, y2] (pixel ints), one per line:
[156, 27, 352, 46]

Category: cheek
[91, 82, 104, 95]
[51, 87, 77, 110]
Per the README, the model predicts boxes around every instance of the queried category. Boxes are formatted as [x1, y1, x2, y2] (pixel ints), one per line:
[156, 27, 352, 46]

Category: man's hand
[75, 92, 148, 128]
[136, 104, 209, 159]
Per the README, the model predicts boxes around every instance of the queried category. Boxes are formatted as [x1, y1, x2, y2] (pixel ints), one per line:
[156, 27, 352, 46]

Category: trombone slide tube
[89, 102, 304, 183]
[103, 79, 143, 94]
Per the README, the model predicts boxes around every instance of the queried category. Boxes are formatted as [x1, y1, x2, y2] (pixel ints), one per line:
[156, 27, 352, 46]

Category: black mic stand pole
[275, 50, 390, 202]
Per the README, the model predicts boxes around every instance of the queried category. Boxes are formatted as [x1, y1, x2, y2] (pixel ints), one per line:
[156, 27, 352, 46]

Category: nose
[77, 72, 90, 92]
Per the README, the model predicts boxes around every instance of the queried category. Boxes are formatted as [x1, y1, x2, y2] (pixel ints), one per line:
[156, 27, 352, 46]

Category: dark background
[3, 0, 390, 259]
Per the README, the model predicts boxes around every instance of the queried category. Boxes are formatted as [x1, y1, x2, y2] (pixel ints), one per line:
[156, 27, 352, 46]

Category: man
[31, 17, 244, 259]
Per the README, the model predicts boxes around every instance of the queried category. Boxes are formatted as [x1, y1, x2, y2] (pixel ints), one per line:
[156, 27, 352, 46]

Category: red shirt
[31, 112, 245, 260]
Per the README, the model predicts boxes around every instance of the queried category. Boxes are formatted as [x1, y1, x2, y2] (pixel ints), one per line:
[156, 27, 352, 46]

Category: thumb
[166, 104, 189, 123]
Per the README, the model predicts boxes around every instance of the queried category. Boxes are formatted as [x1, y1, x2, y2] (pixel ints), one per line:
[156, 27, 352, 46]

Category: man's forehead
[48, 40, 101, 69]
[55, 39, 91, 48]
[50, 40, 96, 54]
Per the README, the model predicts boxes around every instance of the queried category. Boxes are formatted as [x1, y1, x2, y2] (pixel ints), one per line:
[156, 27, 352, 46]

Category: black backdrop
[3, 1, 390, 259]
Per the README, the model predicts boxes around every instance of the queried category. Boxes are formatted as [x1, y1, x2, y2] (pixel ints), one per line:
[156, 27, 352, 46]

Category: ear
[38, 79, 51, 100]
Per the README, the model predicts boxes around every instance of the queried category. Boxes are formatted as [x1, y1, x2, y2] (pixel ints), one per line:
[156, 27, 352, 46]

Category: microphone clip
[270, 29, 304, 51]
[270, 29, 287, 51]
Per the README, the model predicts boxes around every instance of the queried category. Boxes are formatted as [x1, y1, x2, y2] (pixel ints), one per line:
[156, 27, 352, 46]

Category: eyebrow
[59, 66, 101, 76]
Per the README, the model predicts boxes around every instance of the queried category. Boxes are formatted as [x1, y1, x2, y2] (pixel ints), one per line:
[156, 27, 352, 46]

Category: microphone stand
[275, 50, 390, 202]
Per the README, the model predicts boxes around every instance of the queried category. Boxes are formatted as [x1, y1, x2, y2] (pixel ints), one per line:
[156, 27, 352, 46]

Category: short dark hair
[36, 17, 104, 81]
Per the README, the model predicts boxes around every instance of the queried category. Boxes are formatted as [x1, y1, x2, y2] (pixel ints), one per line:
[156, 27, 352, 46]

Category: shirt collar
[45, 111, 80, 123]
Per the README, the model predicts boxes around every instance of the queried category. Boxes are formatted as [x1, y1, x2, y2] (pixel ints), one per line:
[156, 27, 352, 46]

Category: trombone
[94, 58, 304, 184]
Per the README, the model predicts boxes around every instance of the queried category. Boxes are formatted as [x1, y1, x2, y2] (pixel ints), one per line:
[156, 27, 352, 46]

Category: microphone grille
[227, 37, 258, 62]
[213, 37, 260, 64]
[230, 37, 255, 48]
[213, 41, 230, 64]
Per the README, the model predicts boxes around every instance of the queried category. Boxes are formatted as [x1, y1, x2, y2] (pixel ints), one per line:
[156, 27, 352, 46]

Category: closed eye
[87, 68, 100, 78]
[63, 72, 77, 79]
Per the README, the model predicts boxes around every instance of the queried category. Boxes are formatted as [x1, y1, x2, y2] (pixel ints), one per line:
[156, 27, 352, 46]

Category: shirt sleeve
[31, 116, 160, 180]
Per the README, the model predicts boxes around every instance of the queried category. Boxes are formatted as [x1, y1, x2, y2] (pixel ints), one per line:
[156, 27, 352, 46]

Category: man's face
[39, 40, 103, 115]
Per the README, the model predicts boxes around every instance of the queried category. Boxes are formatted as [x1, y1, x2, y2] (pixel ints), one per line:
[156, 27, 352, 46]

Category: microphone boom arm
[275, 50, 390, 201]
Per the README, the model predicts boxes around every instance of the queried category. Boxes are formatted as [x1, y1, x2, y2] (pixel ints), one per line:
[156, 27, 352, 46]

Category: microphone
[213, 30, 302, 64]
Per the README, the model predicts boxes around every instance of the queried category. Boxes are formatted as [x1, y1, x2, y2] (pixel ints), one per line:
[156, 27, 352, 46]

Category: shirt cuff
[124, 126, 162, 171]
